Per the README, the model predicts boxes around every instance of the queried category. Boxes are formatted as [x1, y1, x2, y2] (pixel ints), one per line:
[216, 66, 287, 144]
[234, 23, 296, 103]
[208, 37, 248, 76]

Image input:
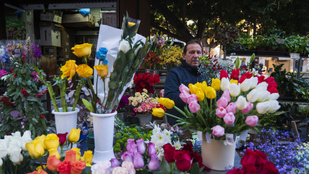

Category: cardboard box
[62, 14, 95, 25]
[40, 25, 61, 47]
[40, 11, 63, 24]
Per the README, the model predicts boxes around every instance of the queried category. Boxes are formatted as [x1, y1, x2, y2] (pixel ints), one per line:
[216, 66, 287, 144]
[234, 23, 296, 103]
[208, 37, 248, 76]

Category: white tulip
[247, 89, 259, 103]
[257, 90, 271, 102]
[250, 77, 258, 89]
[0, 141, 8, 158]
[267, 100, 281, 113]
[236, 96, 248, 110]
[240, 79, 251, 92]
[268, 93, 279, 100]
[256, 101, 271, 114]
[221, 78, 230, 91]
[255, 82, 268, 91]
[229, 83, 240, 97]
[118, 40, 130, 53]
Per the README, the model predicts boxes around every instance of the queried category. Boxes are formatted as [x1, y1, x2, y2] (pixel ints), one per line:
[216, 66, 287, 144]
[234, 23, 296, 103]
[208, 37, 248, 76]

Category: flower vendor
[164, 40, 207, 125]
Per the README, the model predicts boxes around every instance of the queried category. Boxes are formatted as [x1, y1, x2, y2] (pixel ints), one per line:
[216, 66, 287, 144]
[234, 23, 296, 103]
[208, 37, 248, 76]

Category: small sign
[290, 53, 300, 60]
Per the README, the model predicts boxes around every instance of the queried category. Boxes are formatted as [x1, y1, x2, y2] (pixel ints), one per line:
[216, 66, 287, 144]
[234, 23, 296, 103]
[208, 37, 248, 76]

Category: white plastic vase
[202, 138, 236, 171]
[91, 111, 117, 163]
[52, 107, 79, 135]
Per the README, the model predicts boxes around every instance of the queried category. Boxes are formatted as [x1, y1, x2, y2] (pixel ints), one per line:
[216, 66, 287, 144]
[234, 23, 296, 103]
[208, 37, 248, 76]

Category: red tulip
[220, 69, 229, 80]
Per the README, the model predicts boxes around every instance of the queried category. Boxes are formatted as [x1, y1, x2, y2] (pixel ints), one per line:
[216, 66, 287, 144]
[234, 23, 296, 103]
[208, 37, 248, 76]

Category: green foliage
[1, 152, 34, 173]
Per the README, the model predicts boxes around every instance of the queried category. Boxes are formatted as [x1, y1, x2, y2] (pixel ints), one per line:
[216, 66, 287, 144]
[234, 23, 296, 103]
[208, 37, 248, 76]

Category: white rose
[256, 101, 270, 114]
[240, 79, 251, 92]
[221, 78, 230, 91]
[229, 83, 240, 97]
[247, 89, 259, 103]
[0, 141, 8, 158]
[112, 167, 129, 174]
[268, 93, 279, 100]
[118, 40, 130, 53]
[22, 130, 32, 143]
[12, 131, 21, 138]
[267, 100, 281, 113]
[236, 96, 248, 110]
[9, 151, 23, 165]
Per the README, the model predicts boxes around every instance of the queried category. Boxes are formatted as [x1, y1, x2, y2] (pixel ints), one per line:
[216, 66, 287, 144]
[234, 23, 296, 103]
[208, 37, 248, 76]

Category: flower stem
[87, 77, 97, 113]
[61, 145, 63, 154]
[15, 165, 17, 174]
[72, 79, 84, 111]
[169, 163, 174, 174]
[174, 106, 187, 117]
[60, 81, 67, 112]
[39, 156, 43, 171]
[47, 82, 59, 112]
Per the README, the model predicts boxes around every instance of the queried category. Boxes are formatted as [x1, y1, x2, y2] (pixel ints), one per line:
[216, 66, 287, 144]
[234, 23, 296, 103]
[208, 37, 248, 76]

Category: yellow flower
[158, 98, 175, 109]
[34, 135, 46, 150]
[68, 128, 81, 143]
[152, 108, 165, 118]
[60, 60, 78, 80]
[44, 133, 59, 150]
[211, 78, 221, 91]
[205, 87, 216, 99]
[26, 139, 45, 158]
[94, 65, 108, 78]
[71, 147, 81, 161]
[196, 89, 205, 101]
[230, 79, 238, 85]
[48, 148, 61, 159]
[36, 165, 46, 172]
[128, 22, 136, 27]
[81, 150, 93, 166]
[188, 83, 199, 95]
[194, 82, 204, 90]
[71, 43, 93, 57]
[77, 64, 93, 78]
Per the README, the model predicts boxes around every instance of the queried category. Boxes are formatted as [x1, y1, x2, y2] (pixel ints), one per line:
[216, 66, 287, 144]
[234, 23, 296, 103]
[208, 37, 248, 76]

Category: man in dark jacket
[164, 40, 206, 125]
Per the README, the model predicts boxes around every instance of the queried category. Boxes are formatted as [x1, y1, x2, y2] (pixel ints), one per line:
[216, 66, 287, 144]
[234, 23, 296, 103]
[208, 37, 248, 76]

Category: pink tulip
[223, 112, 236, 124]
[189, 101, 200, 113]
[160, 89, 164, 97]
[148, 154, 160, 171]
[148, 142, 156, 155]
[245, 116, 259, 127]
[216, 107, 226, 118]
[136, 139, 146, 154]
[222, 90, 231, 102]
[126, 139, 137, 153]
[133, 152, 144, 169]
[121, 151, 133, 162]
[187, 94, 198, 104]
[110, 158, 121, 168]
[179, 83, 190, 93]
[211, 125, 225, 137]
[226, 102, 237, 114]
[179, 91, 191, 103]
[241, 102, 253, 114]
[216, 96, 228, 108]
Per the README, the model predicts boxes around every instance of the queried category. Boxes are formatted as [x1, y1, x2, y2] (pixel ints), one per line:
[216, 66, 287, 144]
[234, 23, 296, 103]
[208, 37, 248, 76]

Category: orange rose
[65, 150, 76, 162]
[27, 171, 47, 174]
[47, 155, 61, 171]
[70, 161, 86, 174]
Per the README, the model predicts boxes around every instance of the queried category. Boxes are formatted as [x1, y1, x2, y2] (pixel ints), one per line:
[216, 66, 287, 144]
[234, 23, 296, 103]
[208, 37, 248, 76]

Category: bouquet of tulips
[153, 68, 282, 140]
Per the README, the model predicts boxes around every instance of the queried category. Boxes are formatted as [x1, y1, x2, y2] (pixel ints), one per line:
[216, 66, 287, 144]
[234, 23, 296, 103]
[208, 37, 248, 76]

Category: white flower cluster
[0, 130, 32, 166]
[150, 124, 182, 160]
[128, 89, 150, 106]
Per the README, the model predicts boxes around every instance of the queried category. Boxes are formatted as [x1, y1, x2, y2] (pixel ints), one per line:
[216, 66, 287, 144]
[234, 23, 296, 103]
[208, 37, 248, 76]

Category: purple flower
[0, 70, 8, 77]
[117, 95, 130, 111]
[121, 151, 133, 162]
[110, 158, 121, 168]
[136, 138, 146, 154]
[126, 139, 137, 153]
[133, 152, 144, 169]
[148, 142, 156, 155]
[148, 154, 160, 171]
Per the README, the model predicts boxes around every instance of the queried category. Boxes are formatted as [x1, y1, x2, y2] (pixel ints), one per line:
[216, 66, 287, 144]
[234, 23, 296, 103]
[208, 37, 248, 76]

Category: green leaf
[234, 57, 240, 69]
[160, 158, 171, 174]
[82, 98, 94, 112]
[250, 53, 255, 64]
[32, 118, 38, 123]
[81, 166, 92, 174]
[190, 162, 200, 174]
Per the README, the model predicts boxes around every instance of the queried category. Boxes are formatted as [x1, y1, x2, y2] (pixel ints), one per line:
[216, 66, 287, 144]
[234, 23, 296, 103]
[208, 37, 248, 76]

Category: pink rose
[216, 96, 228, 108]
[133, 152, 144, 169]
[112, 167, 129, 174]
[241, 102, 253, 114]
[226, 102, 237, 114]
[179, 91, 191, 103]
[136, 139, 146, 154]
[179, 84, 190, 93]
[211, 125, 225, 137]
[245, 116, 259, 127]
[189, 101, 200, 113]
[148, 142, 156, 155]
[187, 94, 198, 104]
[137, 107, 143, 113]
[223, 112, 235, 124]
[122, 161, 135, 174]
[216, 107, 226, 118]
[126, 139, 137, 153]
[121, 151, 133, 162]
[222, 90, 231, 102]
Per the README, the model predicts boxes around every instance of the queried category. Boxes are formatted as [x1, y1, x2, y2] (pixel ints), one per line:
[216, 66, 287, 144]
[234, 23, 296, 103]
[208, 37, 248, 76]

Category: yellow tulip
[128, 22, 136, 28]
[60, 60, 78, 80]
[48, 148, 61, 160]
[77, 64, 93, 78]
[201, 81, 208, 95]
[81, 150, 93, 166]
[188, 84, 199, 94]
[44, 134, 59, 150]
[68, 128, 81, 143]
[26, 139, 45, 158]
[230, 79, 238, 85]
[71, 147, 81, 161]
[205, 87, 217, 99]
[152, 108, 165, 118]
[34, 135, 46, 150]
[71, 43, 93, 57]
[158, 98, 175, 109]
[195, 82, 203, 89]
[211, 78, 221, 91]
[94, 65, 108, 78]
[196, 89, 205, 101]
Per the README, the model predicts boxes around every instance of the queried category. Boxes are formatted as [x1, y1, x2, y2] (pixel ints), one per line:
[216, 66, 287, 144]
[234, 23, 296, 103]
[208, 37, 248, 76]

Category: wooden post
[291, 121, 299, 137]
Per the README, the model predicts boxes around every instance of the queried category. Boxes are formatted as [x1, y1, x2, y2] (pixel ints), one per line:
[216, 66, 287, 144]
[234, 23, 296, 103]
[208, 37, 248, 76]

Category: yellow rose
[205, 87, 216, 99]
[26, 139, 45, 158]
[68, 128, 81, 143]
[196, 89, 205, 101]
[152, 108, 165, 118]
[60, 60, 78, 80]
[77, 64, 93, 78]
[158, 98, 175, 109]
[94, 65, 108, 78]
[71, 147, 81, 161]
[128, 22, 136, 28]
[44, 133, 59, 150]
[48, 148, 61, 160]
[211, 78, 221, 91]
[71, 43, 93, 57]
[34, 135, 46, 150]
[230, 79, 238, 85]
[36, 165, 46, 172]
[81, 150, 93, 166]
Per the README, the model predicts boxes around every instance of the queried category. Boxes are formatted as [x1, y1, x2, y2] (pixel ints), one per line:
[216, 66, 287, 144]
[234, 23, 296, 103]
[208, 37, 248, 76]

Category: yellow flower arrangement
[159, 45, 182, 68]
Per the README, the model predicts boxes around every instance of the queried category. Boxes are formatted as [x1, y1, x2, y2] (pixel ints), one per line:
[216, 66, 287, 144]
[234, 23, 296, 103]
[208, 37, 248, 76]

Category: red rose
[182, 141, 193, 156]
[174, 151, 192, 172]
[192, 152, 203, 168]
[241, 149, 268, 168]
[220, 69, 229, 80]
[226, 167, 244, 174]
[57, 161, 71, 174]
[163, 143, 176, 163]
[57, 132, 68, 146]
[257, 161, 279, 174]
[243, 164, 258, 173]
[231, 69, 240, 80]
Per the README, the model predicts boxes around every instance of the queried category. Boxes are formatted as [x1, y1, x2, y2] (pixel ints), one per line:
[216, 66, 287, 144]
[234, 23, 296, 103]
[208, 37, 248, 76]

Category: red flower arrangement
[133, 72, 160, 94]
[144, 51, 161, 69]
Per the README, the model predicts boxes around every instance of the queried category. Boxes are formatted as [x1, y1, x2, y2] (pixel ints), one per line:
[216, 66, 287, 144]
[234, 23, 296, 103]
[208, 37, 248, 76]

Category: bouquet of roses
[133, 72, 160, 94]
[143, 33, 166, 69]
[153, 68, 281, 140]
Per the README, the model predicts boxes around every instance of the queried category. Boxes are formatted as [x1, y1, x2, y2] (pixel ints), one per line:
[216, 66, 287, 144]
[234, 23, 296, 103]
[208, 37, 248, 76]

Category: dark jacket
[164, 60, 206, 125]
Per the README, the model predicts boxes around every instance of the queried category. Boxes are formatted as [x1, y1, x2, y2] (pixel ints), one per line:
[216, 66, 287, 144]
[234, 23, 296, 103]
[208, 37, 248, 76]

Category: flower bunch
[133, 72, 160, 94]
[143, 34, 166, 69]
[215, 24, 239, 46]
[0, 69, 8, 88]
[117, 94, 130, 112]
[296, 142, 309, 172]
[154, 68, 281, 139]
[159, 45, 182, 69]
[92, 160, 135, 174]
[129, 89, 151, 106]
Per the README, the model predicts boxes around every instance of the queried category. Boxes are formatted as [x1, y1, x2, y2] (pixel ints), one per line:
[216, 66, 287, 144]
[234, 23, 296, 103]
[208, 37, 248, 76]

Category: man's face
[183, 43, 202, 67]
